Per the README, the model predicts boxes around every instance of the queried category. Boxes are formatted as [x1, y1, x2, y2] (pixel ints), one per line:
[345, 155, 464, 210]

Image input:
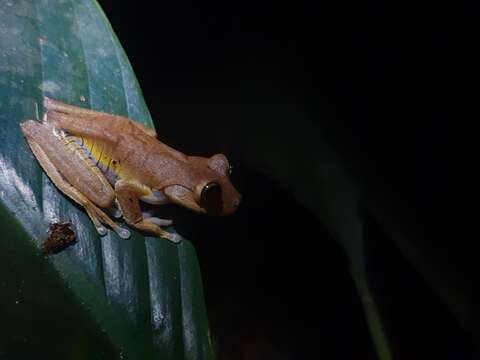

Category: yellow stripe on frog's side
[81, 136, 154, 197]
[57, 133, 112, 191]
[81, 136, 125, 179]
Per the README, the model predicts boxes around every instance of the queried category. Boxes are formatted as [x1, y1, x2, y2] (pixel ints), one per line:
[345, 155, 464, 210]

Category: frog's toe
[110, 200, 123, 218]
[96, 225, 107, 236]
[111, 208, 122, 219]
[117, 228, 131, 239]
[165, 232, 182, 244]
[148, 217, 173, 226]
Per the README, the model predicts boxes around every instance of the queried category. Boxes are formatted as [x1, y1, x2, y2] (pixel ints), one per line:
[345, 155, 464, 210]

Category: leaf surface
[0, 1, 213, 359]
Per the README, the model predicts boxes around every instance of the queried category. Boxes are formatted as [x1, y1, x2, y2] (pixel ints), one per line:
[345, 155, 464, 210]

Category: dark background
[97, 1, 471, 359]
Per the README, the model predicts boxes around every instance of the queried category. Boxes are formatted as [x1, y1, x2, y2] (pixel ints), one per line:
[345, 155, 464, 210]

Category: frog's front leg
[20, 120, 130, 239]
[114, 180, 181, 243]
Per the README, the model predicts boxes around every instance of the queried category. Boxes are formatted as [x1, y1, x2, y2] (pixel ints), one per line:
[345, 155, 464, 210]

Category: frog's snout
[224, 194, 241, 215]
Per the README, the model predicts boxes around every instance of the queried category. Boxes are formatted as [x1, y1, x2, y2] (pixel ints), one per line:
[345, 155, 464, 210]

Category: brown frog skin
[20, 97, 241, 243]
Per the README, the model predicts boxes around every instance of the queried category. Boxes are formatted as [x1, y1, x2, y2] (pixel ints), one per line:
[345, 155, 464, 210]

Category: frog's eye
[201, 182, 222, 214]
[228, 164, 233, 176]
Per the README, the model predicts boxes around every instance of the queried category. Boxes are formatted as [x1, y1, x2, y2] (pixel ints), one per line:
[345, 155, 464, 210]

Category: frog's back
[78, 130, 190, 188]
[46, 100, 190, 187]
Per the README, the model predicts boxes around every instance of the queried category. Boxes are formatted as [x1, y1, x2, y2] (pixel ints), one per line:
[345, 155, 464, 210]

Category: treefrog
[20, 97, 241, 243]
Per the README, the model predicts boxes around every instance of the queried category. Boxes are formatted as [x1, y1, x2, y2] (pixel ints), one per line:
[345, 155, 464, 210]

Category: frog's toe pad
[166, 232, 182, 244]
[96, 225, 107, 236]
[111, 208, 122, 219]
[117, 228, 131, 239]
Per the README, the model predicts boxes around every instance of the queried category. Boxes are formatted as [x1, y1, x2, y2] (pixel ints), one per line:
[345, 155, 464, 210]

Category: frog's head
[163, 154, 241, 215]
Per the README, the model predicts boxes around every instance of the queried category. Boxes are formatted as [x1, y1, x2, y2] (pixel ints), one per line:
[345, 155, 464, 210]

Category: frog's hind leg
[43, 96, 157, 138]
[20, 120, 130, 239]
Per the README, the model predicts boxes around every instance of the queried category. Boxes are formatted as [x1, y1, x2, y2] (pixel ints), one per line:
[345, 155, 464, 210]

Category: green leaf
[0, 1, 213, 359]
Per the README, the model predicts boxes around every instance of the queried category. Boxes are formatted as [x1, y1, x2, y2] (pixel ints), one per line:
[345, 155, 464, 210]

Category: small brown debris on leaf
[42, 222, 76, 255]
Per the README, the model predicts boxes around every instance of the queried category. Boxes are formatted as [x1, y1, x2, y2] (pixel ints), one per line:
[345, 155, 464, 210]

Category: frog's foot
[125, 218, 181, 243]
[84, 203, 130, 239]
